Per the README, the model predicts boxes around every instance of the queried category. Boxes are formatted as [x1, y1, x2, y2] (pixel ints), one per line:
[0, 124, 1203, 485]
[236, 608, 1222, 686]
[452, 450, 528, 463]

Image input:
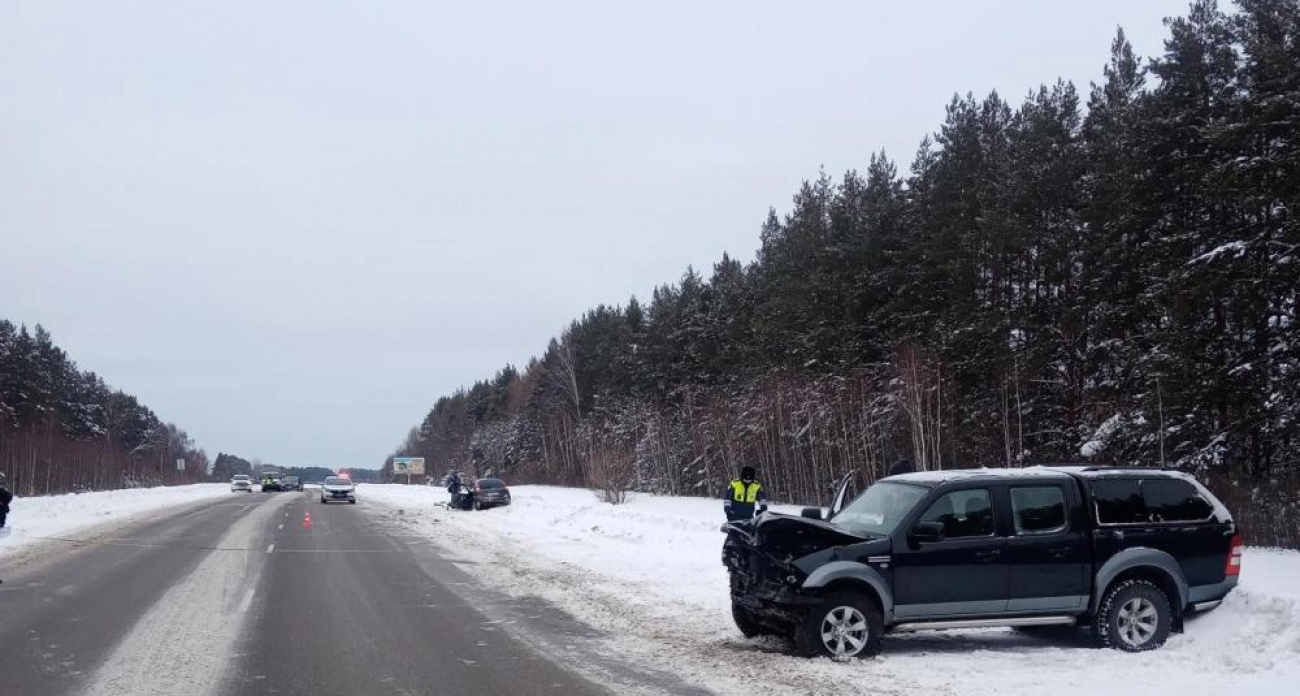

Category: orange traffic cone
[303, 511, 313, 530]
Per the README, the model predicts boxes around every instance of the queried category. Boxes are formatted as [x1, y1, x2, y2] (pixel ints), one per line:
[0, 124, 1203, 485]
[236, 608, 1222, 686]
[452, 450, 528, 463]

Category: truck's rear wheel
[1095, 579, 1172, 652]
[794, 591, 883, 659]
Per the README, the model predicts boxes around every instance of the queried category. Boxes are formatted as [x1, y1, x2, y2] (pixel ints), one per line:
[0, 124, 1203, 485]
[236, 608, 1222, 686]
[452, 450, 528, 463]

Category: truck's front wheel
[794, 591, 883, 659]
[1095, 579, 1172, 652]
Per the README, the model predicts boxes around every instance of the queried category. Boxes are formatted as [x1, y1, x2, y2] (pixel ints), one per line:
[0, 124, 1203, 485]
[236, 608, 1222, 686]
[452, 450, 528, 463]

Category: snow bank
[0, 484, 231, 559]
[365, 484, 1300, 696]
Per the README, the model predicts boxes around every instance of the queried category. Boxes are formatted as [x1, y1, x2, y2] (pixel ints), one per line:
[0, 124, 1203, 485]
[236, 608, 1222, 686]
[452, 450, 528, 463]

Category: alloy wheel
[819, 605, 870, 657]
[1116, 597, 1159, 648]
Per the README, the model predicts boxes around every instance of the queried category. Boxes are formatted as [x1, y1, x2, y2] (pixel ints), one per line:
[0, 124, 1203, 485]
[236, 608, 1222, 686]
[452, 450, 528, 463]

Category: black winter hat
[740, 466, 756, 480]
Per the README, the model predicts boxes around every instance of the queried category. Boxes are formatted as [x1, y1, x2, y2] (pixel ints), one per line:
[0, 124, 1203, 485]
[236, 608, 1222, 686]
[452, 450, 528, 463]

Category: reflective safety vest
[729, 480, 762, 504]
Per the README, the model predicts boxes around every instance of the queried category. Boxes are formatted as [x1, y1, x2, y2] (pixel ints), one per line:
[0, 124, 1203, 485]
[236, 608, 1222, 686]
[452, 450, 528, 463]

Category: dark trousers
[0, 504, 8, 528]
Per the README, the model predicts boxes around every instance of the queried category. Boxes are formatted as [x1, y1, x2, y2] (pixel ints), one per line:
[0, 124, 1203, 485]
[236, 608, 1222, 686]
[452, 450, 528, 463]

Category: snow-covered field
[0, 484, 231, 559]
[364, 483, 1300, 696]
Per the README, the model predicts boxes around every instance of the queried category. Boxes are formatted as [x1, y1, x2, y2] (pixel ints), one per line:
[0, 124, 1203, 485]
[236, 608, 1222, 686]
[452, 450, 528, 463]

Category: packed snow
[0, 483, 231, 559]
[365, 483, 1300, 696]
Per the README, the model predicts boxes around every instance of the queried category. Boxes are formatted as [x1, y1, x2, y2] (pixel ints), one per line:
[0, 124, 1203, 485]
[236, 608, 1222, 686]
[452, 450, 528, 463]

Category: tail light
[1225, 533, 1243, 576]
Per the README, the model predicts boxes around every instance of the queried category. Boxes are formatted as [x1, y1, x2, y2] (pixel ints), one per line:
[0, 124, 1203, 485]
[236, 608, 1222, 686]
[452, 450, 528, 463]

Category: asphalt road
[0, 491, 641, 696]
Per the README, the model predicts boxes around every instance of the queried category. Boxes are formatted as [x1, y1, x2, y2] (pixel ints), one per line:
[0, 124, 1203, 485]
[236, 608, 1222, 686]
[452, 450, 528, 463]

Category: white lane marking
[265, 544, 275, 554]
[238, 586, 256, 614]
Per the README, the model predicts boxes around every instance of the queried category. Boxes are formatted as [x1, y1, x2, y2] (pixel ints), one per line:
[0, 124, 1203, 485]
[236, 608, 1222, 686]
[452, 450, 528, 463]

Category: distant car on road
[320, 476, 357, 504]
[231, 475, 253, 493]
[474, 478, 511, 509]
[282, 475, 302, 491]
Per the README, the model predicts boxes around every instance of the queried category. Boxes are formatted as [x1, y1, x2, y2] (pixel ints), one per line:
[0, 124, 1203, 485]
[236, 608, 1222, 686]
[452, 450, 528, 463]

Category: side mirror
[910, 521, 945, 544]
[800, 507, 823, 520]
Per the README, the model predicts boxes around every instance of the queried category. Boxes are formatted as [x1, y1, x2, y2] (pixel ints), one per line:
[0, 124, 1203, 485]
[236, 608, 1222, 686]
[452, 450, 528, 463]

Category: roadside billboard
[392, 457, 426, 475]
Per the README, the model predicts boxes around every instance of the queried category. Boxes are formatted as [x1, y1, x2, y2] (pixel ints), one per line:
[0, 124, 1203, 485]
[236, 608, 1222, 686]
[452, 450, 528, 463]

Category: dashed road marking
[238, 587, 256, 613]
[266, 544, 275, 554]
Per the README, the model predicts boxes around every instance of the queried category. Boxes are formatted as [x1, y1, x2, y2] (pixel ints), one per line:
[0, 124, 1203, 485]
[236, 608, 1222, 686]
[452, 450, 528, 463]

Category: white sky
[0, 0, 1192, 468]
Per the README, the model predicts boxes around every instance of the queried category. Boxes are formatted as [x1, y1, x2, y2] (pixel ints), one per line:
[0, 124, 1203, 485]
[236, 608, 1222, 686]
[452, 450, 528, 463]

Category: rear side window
[1091, 477, 1216, 524]
[1011, 486, 1068, 534]
[1143, 479, 1213, 522]
[1090, 479, 1146, 524]
[918, 488, 995, 538]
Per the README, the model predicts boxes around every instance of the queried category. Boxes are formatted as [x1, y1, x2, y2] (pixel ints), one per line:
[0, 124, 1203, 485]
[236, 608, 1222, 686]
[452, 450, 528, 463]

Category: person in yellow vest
[723, 466, 768, 521]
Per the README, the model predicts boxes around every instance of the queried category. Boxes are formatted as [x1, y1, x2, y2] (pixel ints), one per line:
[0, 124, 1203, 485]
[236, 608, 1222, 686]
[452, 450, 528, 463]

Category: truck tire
[1095, 579, 1172, 652]
[730, 601, 774, 638]
[794, 590, 883, 659]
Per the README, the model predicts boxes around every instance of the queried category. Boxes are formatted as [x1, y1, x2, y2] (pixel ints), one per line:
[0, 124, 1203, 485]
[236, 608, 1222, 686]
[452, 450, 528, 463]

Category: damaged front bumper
[722, 512, 884, 626]
[722, 518, 832, 625]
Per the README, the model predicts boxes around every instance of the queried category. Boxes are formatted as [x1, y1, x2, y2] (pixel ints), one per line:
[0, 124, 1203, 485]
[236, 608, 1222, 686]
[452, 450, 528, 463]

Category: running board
[893, 616, 1076, 632]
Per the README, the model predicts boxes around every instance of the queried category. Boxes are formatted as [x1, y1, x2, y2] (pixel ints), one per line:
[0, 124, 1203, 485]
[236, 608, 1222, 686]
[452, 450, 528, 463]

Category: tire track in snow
[79, 495, 292, 696]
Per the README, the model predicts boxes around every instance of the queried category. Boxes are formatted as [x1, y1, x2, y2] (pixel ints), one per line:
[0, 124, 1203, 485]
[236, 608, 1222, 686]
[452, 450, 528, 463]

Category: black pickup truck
[722, 466, 1241, 659]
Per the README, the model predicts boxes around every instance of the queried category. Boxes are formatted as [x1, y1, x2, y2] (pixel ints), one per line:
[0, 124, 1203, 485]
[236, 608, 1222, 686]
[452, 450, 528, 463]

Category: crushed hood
[725, 512, 871, 561]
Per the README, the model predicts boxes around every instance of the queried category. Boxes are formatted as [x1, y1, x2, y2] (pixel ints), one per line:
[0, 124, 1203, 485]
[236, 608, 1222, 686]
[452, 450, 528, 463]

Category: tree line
[385, 0, 1297, 546]
[0, 321, 210, 496]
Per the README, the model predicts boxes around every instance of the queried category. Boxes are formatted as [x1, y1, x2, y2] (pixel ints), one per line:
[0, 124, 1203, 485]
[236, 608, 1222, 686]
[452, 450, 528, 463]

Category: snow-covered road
[365, 483, 1300, 696]
[0, 489, 624, 696]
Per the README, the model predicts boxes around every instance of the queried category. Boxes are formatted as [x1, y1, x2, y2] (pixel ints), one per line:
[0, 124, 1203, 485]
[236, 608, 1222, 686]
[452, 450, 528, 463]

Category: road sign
[176, 458, 186, 472]
[392, 457, 425, 475]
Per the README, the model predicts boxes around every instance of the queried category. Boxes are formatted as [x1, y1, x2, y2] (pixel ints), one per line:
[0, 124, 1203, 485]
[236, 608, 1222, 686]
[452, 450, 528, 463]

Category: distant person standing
[723, 466, 768, 521]
[0, 472, 12, 537]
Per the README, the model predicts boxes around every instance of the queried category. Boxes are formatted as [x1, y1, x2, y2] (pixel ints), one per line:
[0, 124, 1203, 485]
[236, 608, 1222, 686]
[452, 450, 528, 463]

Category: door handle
[975, 549, 1001, 561]
[1048, 547, 1072, 559]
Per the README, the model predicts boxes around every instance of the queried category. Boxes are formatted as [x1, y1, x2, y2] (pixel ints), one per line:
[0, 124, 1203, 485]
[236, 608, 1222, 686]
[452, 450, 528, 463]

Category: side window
[1090, 479, 1146, 524]
[918, 488, 994, 538]
[1143, 479, 1213, 522]
[1011, 486, 1068, 535]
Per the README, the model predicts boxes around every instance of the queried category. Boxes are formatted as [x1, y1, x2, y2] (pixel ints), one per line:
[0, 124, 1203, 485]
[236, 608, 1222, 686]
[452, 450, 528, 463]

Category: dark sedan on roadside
[474, 478, 511, 509]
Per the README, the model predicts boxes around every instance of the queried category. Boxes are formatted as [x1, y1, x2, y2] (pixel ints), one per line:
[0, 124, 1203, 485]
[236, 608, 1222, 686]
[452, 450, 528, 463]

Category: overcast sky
[0, 0, 1192, 468]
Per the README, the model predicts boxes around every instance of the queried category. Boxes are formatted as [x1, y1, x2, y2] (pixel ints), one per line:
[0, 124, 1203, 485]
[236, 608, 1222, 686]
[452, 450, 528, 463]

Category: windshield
[324, 477, 352, 486]
[829, 482, 928, 537]
[232, 475, 249, 481]
[478, 479, 505, 489]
